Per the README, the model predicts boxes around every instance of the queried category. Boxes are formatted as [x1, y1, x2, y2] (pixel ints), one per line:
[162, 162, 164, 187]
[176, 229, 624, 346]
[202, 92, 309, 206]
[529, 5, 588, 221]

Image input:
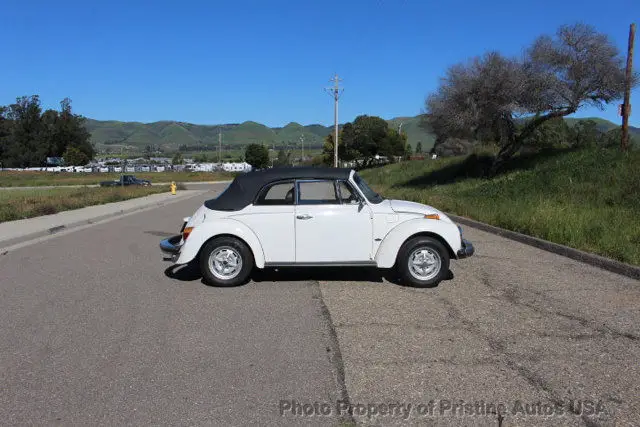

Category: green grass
[0, 186, 169, 222]
[0, 171, 235, 187]
[360, 147, 640, 266]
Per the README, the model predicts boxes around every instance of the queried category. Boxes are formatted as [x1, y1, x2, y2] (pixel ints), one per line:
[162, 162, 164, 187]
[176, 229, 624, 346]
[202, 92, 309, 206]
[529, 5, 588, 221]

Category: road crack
[437, 295, 607, 427]
[311, 281, 355, 426]
[479, 273, 639, 342]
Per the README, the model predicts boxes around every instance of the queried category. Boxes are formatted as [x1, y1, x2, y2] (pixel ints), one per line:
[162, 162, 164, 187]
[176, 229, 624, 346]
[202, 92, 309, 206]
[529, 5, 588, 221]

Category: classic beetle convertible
[160, 167, 474, 287]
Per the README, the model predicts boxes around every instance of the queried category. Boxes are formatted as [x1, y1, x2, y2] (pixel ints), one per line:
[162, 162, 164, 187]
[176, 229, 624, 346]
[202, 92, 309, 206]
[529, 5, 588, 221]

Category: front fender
[176, 218, 266, 268]
[374, 218, 462, 268]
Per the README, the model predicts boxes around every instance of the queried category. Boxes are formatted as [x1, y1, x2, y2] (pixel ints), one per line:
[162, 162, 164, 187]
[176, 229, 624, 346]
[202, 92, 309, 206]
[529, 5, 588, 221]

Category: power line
[325, 74, 344, 167]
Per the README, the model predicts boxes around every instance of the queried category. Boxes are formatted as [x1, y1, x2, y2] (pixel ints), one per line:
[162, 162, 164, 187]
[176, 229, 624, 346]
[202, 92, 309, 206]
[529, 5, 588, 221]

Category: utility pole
[325, 74, 343, 167]
[300, 133, 304, 161]
[622, 22, 636, 152]
[218, 128, 222, 164]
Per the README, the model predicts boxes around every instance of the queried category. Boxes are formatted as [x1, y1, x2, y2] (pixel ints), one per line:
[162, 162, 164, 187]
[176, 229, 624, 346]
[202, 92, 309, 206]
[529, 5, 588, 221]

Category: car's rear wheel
[397, 236, 450, 287]
[199, 236, 254, 286]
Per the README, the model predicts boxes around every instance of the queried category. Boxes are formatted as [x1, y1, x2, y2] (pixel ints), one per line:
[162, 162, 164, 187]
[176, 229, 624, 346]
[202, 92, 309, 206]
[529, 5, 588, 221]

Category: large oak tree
[422, 23, 636, 174]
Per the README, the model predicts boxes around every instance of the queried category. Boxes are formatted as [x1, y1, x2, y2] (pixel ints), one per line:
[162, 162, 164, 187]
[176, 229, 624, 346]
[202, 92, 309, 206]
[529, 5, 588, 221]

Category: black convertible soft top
[204, 166, 353, 211]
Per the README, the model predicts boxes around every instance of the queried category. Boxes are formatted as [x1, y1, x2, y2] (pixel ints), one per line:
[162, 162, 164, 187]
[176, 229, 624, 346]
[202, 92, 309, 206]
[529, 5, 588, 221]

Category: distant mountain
[84, 116, 438, 153]
[84, 119, 335, 152]
[84, 115, 639, 153]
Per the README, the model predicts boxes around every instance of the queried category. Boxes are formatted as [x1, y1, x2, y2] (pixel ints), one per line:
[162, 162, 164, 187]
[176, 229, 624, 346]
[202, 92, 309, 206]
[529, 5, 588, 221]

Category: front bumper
[160, 235, 183, 262]
[457, 238, 475, 259]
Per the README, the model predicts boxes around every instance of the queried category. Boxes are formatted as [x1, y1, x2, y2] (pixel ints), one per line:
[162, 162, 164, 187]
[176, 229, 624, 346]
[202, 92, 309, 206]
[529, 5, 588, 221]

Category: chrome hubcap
[208, 246, 242, 280]
[408, 247, 441, 281]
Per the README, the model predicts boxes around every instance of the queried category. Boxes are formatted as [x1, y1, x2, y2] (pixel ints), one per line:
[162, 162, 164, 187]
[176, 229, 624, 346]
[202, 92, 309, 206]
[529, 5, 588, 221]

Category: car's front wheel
[397, 236, 450, 287]
[199, 236, 254, 286]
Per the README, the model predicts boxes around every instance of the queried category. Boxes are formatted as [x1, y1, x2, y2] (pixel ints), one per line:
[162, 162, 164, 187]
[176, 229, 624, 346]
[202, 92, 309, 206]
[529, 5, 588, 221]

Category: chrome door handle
[296, 214, 313, 220]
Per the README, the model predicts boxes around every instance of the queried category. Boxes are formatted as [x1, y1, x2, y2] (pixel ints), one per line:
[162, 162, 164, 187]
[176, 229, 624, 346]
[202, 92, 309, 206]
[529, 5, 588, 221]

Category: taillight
[182, 227, 193, 241]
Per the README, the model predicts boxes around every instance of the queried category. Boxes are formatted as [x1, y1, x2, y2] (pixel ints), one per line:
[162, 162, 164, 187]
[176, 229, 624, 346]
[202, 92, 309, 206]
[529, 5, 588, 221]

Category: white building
[222, 162, 252, 172]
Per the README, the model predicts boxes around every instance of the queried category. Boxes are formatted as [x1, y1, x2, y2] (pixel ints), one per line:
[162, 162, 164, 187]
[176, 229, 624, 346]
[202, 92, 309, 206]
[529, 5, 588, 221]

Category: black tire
[396, 236, 450, 288]
[199, 236, 254, 287]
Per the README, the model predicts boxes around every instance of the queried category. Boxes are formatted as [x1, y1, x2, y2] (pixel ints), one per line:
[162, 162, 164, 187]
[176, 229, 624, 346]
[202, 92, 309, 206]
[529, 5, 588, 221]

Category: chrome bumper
[160, 235, 182, 262]
[457, 238, 475, 259]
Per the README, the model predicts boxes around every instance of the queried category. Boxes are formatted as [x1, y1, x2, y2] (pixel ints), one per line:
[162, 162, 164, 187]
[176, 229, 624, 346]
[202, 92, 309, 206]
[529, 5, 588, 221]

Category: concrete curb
[0, 190, 207, 250]
[448, 213, 640, 280]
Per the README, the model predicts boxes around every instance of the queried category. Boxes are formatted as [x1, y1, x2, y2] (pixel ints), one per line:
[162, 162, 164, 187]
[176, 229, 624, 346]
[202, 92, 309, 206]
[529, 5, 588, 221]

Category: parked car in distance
[160, 167, 474, 287]
[100, 174, 151, 187]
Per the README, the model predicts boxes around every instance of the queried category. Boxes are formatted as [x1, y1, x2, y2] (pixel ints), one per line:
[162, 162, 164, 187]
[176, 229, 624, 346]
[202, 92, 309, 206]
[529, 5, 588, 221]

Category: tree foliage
[245, 143, 269, 169]
[193, 153, 209, 163]
[0, 96, 94, 167]
[423, 23, 637, 174]
[274, 148, 292, 167]
[172, 152, 184, 165]
[570, 120, 600, 147]
[321, 115, 408, 168]
[62, 145, 89, 166]
[415, 141, 423, 154]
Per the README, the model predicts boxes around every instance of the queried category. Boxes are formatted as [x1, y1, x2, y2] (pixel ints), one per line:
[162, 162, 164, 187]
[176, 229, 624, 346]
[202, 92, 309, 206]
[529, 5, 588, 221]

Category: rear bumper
[457, 238, 475, 259]
[160, 235, 183, 262]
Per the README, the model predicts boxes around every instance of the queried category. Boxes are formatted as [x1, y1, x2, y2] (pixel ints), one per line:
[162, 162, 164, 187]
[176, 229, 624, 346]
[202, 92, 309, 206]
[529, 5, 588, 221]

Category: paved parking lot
[1, 185, 638, 426]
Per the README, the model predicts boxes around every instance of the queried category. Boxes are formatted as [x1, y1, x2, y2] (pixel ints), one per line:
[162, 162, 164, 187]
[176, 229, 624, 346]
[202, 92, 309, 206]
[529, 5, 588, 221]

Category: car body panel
[373, 217, 463, 268]
[176, 217, 266, 268]
[229, 205, 295, 263]
[294, 203, 374, 262]
[388, 199, 453, 223]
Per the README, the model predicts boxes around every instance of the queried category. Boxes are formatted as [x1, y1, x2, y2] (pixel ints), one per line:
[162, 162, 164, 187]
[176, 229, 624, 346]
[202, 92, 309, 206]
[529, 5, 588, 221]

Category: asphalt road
[318, 228, 640, 426]
[0, 185, 344, 426]
[1, 184, 639, 426]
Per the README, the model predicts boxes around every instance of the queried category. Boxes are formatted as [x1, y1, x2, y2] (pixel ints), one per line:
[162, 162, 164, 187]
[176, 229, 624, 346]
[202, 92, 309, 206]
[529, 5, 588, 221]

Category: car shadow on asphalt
[164, 262, 454, 289]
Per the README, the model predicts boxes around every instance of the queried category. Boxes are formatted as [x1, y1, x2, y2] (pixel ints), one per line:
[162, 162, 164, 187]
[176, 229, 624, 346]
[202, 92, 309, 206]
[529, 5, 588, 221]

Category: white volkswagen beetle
[160, 167, 474, 287]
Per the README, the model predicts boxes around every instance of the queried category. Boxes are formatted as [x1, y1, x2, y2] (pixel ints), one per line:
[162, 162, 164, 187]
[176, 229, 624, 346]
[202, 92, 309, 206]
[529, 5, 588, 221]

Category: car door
[233, 179, 296, 263]
[294, 178, 373, 263]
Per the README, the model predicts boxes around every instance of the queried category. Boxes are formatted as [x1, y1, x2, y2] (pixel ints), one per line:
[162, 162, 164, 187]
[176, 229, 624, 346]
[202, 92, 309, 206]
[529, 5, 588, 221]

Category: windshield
[353, 173, 384, 204]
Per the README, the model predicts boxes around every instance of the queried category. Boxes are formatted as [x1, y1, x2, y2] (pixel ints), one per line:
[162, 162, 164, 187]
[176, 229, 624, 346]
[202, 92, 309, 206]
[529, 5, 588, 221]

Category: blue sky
[3, 0, 639, 127]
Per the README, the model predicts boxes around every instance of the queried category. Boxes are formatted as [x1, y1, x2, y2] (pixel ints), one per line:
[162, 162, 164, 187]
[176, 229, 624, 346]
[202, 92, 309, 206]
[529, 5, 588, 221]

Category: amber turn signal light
[424, 214, 440, 220]
[182, 227, 194, 241]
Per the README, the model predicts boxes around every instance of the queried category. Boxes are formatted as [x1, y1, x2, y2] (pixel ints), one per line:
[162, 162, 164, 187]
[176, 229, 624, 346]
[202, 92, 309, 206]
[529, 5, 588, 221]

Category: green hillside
[84, 115, 639, 154]
[84, 115, 438, 153]
[564, 116, 640, 134]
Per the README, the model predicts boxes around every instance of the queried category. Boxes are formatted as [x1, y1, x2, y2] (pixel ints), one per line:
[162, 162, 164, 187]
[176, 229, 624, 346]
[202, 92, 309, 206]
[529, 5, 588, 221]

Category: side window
[297, 180, 339, 205]
[255, 181, 295, 205]
[337, 180, 360, 204]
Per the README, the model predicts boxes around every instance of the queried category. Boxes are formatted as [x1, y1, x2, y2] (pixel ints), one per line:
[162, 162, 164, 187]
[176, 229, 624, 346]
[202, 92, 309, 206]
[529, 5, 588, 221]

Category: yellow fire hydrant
[170, 181, 177, 195]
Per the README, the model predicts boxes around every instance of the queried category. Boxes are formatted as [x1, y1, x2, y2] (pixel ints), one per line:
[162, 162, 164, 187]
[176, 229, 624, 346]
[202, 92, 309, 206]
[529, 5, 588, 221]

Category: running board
[264, 261, 378, 268]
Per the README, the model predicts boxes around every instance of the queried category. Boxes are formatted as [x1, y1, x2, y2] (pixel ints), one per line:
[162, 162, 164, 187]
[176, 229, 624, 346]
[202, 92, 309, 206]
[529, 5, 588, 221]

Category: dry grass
[0, 185, 169, 222]
[0, 171, 236, 187]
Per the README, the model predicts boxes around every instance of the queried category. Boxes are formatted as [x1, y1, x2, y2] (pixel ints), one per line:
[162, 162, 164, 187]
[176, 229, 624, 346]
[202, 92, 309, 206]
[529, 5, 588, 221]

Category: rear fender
[176, 218, 265, 268]
[374, 218, 461, 268]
